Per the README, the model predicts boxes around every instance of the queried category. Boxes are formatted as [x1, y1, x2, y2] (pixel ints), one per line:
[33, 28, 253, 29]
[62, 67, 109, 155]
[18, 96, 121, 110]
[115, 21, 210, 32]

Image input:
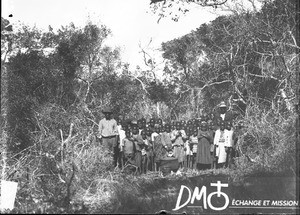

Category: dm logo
[173, 181, 229, 211]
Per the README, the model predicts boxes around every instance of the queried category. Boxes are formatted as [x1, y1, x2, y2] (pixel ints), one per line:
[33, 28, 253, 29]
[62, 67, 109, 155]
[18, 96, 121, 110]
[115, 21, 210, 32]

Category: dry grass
[2, 101, 297, 214]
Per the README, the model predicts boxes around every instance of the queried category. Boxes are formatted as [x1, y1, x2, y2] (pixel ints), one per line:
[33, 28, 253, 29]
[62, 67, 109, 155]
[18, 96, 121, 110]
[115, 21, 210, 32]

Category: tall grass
[2, 101, 297, 213]
[232, 103, 297, 181]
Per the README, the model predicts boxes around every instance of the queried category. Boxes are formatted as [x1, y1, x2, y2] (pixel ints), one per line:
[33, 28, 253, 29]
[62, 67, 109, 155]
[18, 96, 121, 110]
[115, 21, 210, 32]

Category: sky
[2, 0, 224, 70]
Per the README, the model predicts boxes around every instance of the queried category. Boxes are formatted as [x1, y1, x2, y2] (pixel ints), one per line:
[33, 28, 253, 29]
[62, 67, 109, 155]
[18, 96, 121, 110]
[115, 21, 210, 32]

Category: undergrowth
[0, 103, 297, 214]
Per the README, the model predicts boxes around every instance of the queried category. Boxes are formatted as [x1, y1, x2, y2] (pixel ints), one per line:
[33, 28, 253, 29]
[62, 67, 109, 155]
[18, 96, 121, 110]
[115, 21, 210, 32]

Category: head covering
[102, 107, 113, 113]
[201, 121, 208, 125]
[219, 101, 227, 108]
[131, 119, 138, 125]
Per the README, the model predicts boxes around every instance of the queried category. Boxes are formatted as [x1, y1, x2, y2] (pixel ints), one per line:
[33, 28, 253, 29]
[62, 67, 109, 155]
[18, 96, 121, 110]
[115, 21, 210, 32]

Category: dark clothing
[153, 134, 167, 163]
[113, 145, 121, 168]
[135, 151, 142, 174]
[102, 136, 117, 151]
[132, 134, 144, 151]
[225, 147, 234, 168]
[197, 163, 211, 170]
[197, 130, 213, 165]
[141, 154, 148, 174]
[122, 138, 135, 155]
[123, 153, 136, 166]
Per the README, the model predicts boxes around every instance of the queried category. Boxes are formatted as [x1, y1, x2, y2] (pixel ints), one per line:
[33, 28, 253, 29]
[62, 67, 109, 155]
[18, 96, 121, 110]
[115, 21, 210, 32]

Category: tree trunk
[156, 102, 160, 117]
[1, 64, 9, 180]
[190, 88, 195, 116]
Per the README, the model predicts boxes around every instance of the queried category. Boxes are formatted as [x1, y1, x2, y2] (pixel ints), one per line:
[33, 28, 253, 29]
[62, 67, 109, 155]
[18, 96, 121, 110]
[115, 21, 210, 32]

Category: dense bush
[232, 102, 297, 180]
[1, 0, 298, 213]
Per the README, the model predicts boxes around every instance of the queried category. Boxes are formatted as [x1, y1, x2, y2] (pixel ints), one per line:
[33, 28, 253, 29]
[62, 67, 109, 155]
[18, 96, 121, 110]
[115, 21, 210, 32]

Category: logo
[173, 181, 229, 211]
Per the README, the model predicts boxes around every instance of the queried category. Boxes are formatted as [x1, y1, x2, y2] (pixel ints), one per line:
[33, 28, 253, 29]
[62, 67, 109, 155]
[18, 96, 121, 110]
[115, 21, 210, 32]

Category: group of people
[98, 101, 243, 174]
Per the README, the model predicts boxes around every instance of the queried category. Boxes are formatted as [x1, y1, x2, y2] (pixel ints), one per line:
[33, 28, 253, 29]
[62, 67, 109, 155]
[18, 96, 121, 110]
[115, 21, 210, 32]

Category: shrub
[233, 103, 297, 177]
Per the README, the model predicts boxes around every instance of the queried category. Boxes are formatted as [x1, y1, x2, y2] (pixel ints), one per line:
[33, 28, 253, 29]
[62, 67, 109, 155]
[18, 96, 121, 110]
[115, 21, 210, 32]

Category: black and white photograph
[1, 0, 299, 214]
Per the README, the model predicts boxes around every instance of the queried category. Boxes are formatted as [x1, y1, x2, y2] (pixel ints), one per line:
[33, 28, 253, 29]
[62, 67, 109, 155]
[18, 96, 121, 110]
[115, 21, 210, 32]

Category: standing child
[132, 126, 144, 174]
[138, 118, 146, 134]
[145, 127, 154, 171]
[121, 130, 136, 167]
[164, 123, 174, 157]
[189, 128, 198, 169]
[160, 124, 172, 153]
[184, 129, 192, 168]
[140, 130, 149, 174]
[118, 120, 126, 169]
[153, 126, 165, 171]
[171, 121, 186, 169]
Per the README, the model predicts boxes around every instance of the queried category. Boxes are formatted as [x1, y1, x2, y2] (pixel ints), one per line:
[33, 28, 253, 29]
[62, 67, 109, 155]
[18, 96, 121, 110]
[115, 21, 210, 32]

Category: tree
[149, 0, 228, 22]
[1, 17, 13, 180]
[161, 0, 299, 118]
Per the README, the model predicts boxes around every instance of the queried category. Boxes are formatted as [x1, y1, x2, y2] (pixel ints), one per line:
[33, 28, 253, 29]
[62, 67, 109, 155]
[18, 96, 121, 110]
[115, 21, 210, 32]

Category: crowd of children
[112, 105, 243, 174]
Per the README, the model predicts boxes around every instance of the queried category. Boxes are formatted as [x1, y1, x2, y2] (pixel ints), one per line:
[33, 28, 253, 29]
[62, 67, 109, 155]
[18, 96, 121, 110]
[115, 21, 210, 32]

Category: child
[189, 128, 198, 169]
[145, 127, 154, 171]
[171, 121, 186, 169]
[160, 124, 172, 153]
[153, 126, 165, 171]
[132, 126, 144, 174]
[164, 124, 174, 157]
[140, 130, 149, 174]
[151, 126, 159, 143]
[121, 130, 136, 167]
[117, 120, 126, 168]
[138, 118, 146, 134]
[184, 129, 192, 168]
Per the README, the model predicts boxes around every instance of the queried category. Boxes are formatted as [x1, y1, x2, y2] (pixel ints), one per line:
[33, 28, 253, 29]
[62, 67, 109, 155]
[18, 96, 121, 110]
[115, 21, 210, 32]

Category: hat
[102, 107, 113, 113]
[219, 101, 227, 108]
[131, 119, 138, 125]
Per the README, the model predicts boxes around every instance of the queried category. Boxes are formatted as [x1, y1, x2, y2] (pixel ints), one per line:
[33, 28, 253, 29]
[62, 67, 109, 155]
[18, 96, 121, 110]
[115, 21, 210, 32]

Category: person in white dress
[214, 121, 227, 168]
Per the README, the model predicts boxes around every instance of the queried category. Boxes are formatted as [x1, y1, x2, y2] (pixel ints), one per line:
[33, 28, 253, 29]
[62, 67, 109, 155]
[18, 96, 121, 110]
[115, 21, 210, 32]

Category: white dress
[214, 129, 227, 164]
[118, 125, 126, 151]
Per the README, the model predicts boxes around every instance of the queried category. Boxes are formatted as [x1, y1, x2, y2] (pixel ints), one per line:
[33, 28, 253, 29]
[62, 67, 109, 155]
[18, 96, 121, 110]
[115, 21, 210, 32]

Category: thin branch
[196, 79, 233, 92]
[170, 88, 191, 116]
[130, 75, 150, 95]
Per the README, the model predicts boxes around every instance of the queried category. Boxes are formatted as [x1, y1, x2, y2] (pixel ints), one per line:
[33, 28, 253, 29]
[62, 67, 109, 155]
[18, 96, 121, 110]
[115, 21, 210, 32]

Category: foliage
[149, 0, 228, 22]
[161, 0, 299, 117]
[0, 0, 299, 213]
[236, 102, 297, 174]
[2, 103, 114, 214]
